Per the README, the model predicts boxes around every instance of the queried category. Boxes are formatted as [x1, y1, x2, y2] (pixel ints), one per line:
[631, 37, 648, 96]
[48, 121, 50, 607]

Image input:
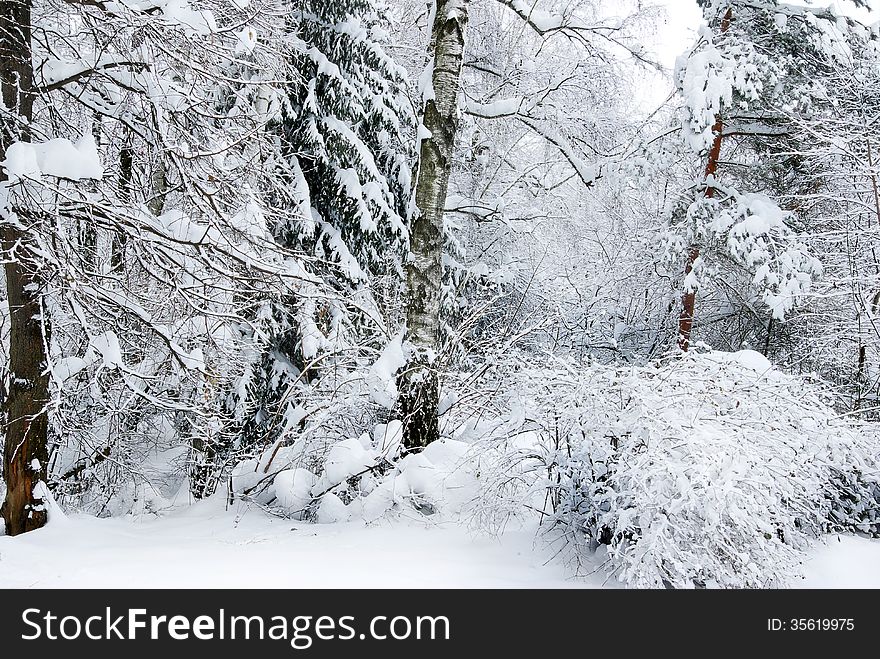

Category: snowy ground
[0, 497, 598, 588]
[798, 535, 880, 588]
[1, 497, 878, 588]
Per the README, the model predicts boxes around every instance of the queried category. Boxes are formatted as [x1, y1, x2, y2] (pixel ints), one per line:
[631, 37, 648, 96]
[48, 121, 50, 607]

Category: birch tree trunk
[1, 0, 52, 535]
[147, 154, 168, 217]
[398, 0, 469, 449]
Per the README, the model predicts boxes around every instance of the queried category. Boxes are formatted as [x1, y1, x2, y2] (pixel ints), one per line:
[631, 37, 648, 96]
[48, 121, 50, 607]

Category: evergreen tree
[670, 0, 874, 352]
[278, 0, 414, 282]
[232, 0, 415, 461]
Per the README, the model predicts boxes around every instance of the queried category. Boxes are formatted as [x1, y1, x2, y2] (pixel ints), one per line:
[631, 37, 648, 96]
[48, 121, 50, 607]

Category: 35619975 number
[767, 618, 854, 631]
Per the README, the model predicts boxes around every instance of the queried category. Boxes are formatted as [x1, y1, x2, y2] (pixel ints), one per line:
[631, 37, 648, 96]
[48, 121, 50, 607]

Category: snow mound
[273, 468, 317, 518]
[706, 348, 772, 372]
[234, 417, 476, 525]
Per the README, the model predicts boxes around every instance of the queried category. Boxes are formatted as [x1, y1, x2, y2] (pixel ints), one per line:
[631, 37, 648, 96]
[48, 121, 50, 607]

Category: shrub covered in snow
[230, 417, 478, 524]
[224, 346, 880, 588]
[223, 325, 480, 525]
[476, 350, 880, 588]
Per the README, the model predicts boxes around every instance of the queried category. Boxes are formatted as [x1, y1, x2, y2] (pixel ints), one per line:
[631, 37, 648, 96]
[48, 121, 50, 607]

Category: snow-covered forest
[2, 0, 880, 589]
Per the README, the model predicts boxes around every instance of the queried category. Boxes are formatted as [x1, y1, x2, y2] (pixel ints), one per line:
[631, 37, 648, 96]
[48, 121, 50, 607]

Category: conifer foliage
[223, 0, 416, 482]
[277, 0, 414, 284]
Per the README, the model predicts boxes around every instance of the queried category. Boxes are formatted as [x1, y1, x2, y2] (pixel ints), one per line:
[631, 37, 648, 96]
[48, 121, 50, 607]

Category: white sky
[650, 0, 702, 68]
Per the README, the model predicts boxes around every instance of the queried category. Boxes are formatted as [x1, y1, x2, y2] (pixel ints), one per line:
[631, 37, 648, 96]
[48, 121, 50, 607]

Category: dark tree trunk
[1, 0, 52, 535]
[112, 134, 133, 272]
[398, 0, 469, 449]
[80, 114, 103, 273]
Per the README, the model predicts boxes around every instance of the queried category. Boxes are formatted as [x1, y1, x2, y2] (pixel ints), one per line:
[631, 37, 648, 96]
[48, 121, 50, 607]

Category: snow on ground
[798, 535, 880, 589]
[1, 497, 878, 588]
[0, 497, 598, 589]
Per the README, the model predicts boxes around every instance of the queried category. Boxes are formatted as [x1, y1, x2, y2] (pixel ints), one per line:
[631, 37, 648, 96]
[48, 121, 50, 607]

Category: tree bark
[147, 155, 167, 217]
[677, 7, 732, 352]
[398, 0, 469, 449]
[1, 0, 52, 535]
[677, 114, 723, 352]
[111, 133, 133, 272]
[79, 114, 102, 273]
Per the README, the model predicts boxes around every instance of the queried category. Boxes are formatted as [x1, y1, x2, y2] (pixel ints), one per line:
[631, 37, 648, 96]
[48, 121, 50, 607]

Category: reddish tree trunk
[677, 8, 733, 352]
[678, 115, 724, 352]
[1, 0, 51, 535]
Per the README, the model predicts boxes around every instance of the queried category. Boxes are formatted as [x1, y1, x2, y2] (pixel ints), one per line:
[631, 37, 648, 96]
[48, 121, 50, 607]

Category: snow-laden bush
[477, 350, 880, 588]
[225, 345, 880, 588]
[229, 418, 478, 524]
[223, 325, 482, 524]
